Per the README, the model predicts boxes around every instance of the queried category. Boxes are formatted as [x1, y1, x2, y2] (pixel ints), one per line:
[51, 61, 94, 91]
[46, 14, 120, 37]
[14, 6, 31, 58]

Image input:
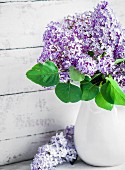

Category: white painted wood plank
[1, 160, 125, 170]
[0, 160, 31, 170]
[0, 48, 43, 95]
[0, 0, 99, 49]
[0, 132, 56, 165]
[1, 0, 125, 49]
[0, 90, 80, 140]
[0, 90, 80, 165]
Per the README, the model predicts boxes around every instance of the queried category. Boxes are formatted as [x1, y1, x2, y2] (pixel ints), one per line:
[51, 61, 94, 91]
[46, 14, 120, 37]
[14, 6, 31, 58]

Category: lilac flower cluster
[31, 126, 77, 170]
[112, 62, 125, 87]
[38, 1, 125, 87]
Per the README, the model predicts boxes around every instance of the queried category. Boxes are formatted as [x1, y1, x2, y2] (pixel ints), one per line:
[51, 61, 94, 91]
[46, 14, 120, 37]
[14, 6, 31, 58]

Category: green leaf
[55, 83, 82, 103]
[106, 76, 125, 106]
[26, 61, 59, 87]
[101, 82, 114, 104]
[99, 52, 106, 59]
[115, 58, 125, 64]
[95, 92, 113, 111]
[101, 52, 106, 57]
[92, 73, 102, 80]
[84, 75, 92, 81]
[81, 82, 99, 101]
[69, 66, 85, 81]
[80, 80, 88, 91]
[88, 51, 94, 57]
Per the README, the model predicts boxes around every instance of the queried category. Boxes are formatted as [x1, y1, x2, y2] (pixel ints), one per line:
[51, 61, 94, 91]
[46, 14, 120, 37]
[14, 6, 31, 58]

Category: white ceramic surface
[74, 100, 125, 166]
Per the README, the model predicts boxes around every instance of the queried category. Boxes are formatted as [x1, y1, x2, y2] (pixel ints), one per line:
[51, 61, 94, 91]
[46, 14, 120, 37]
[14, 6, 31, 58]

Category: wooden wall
[0, 0, 125, 165]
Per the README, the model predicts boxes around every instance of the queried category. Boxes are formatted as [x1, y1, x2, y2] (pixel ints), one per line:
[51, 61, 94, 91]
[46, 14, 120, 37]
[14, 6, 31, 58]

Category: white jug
[74, 100, 125, 166]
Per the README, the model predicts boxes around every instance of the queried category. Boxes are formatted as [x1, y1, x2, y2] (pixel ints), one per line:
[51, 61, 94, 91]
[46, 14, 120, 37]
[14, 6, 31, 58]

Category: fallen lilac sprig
[31, 126, 77, 170]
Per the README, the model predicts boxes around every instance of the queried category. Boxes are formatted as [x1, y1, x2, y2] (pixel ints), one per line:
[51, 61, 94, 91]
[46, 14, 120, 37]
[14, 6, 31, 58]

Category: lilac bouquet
[31, 126, 77, 170]
[26, 1, 125, 110]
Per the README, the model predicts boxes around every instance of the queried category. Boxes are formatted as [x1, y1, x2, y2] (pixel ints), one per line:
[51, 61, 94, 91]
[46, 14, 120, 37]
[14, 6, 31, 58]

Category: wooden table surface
[1, 160, 125, 170]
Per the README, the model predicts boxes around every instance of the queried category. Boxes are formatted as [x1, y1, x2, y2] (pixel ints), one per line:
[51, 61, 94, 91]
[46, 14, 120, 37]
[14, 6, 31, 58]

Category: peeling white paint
[0, 90, 80, 165]
[0, 48, 42, 95]
[0, 90, 80, 140]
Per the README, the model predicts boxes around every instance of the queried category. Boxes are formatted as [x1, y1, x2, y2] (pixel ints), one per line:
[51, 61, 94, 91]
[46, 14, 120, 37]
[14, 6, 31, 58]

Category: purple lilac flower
[76, 54, 97, 76]
[98, 56, 115, 75]
[112, 63, 125, 88]
[31, 126, 77, 170]
[59, 72, 70, 83]
[38, 1, 125, 87]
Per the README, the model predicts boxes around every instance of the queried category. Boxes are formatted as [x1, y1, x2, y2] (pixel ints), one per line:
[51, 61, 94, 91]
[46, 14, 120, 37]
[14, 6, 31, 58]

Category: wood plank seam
[0, 0, 49, 3]
[0, 89, 46, 97]
[0, 129, 63, 142]
[0, 46, 43, 51]
[0, 47, 44, 94]
[0, 0, 66, 4]
[0, 90, 79, 140]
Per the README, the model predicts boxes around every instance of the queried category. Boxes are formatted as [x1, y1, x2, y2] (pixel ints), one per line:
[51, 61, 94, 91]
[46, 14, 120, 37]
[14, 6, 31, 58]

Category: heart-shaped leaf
[81, 82, 99, 101]
[101, 82, 114, 104]
[106, 76, 125, 105]
[84, 75, 92, 81]
[95, 92, 113, 110]
[26, 61, 59, 87]
[55, 82, 82, 103]
[69, 66, 85, 82]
